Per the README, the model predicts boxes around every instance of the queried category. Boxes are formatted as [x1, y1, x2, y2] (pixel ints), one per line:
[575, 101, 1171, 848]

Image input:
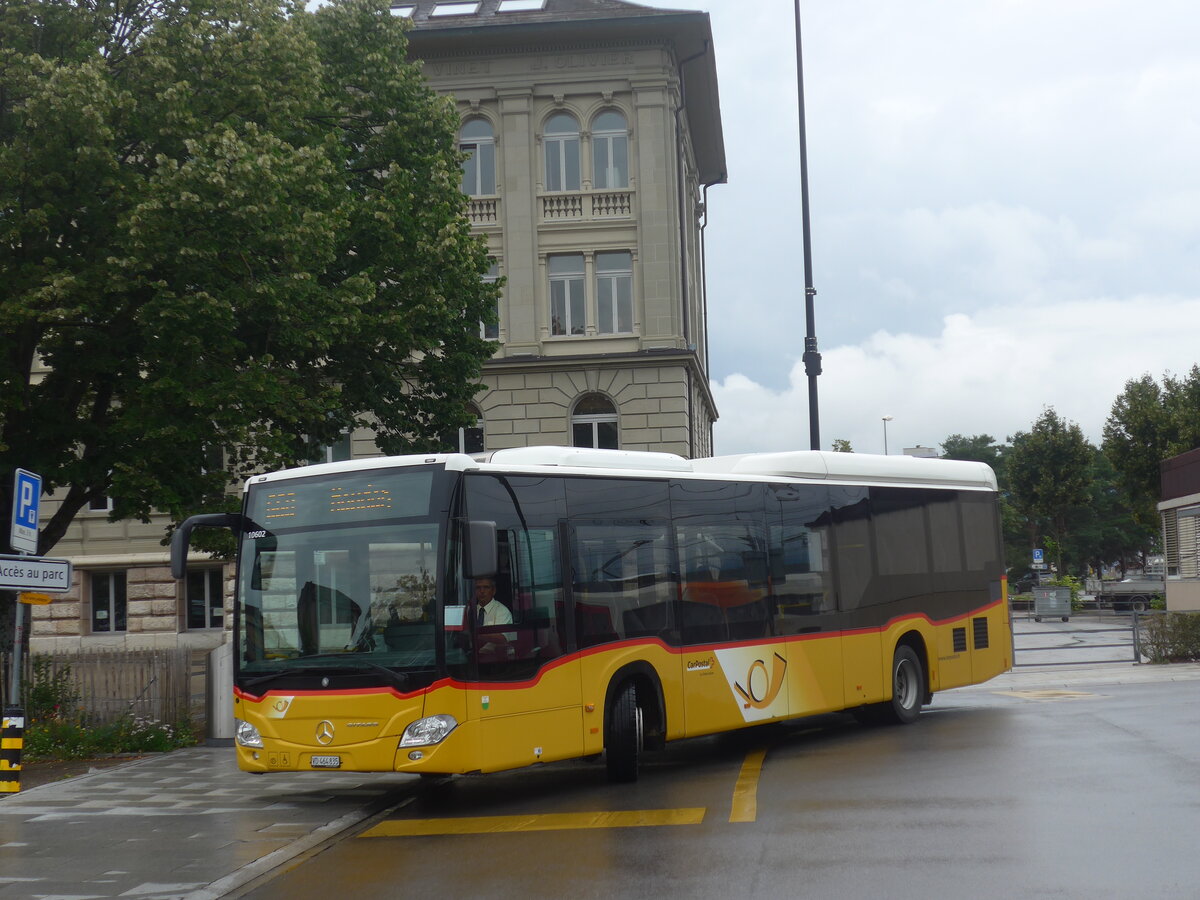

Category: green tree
[940, 433, 1007, 479]
[831, 438, 853, 453]
[1007, 408, 1093, 574]
[1103, 366, 1200, 528]
[1062, 449, 1156, 576]
[0, 0, 499, 554]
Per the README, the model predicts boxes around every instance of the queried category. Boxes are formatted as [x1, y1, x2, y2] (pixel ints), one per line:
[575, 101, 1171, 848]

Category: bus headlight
[235, 718, 264, 749]
[400, 714, 458, 747]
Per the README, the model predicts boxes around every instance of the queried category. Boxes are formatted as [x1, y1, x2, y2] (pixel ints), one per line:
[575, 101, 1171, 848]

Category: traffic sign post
[5, 469, 47, 772]
[10, 469, 41, 555]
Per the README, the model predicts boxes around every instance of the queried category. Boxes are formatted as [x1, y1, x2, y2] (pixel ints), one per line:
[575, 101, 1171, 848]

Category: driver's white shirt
[479, 600, 513, 627]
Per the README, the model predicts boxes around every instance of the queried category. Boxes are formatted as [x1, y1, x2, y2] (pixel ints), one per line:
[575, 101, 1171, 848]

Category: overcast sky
[649, 0, 1200, 456]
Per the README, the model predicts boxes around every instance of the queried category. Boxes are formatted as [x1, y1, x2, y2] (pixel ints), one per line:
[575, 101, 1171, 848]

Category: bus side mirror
[171, 513, 243, 579]
[465, 520, 498, 579]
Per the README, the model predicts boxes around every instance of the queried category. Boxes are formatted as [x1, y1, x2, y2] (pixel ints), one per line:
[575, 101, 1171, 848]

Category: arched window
[572, 394, 618, 449]
[443, 404, 484, 454]
[460, 119, 495, 196]
[544, 113, 580, 192]
[591, 110, 628, 189]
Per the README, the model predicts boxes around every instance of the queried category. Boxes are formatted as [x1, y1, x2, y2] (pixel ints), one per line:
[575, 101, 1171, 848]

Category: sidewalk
[2, 661, 1197, 900]
[0, 746, 418, 900]
[950, 659, 1200, 692]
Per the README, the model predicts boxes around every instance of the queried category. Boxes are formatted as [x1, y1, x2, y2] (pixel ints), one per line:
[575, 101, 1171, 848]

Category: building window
[443, 405, 485, 454]
[307, 431, 352, 465]
[481, 261, 500, 340]
[430, 1, 480, 15]
[544, 113, 580, 192]
[572, 394, 619, 449]
[91, 571, 127, 633]
[187, 569, 224, 630]
[88, 494, 113, 512]
[549, 254, 585, 336]
[595, 251, 633, 334]
[460, 118, 495, 196]
[592, 110, 628, 189]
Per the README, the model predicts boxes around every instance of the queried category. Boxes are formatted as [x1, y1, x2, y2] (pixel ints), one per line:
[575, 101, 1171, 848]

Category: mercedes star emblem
[316, 720, 335, 745]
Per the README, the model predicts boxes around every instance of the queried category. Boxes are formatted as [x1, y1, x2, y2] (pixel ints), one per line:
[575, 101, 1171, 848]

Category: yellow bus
[172, 446, 1012, 782]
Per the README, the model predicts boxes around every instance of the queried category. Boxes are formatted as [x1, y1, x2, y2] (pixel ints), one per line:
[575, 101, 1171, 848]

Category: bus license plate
[310, 755, 341, 769]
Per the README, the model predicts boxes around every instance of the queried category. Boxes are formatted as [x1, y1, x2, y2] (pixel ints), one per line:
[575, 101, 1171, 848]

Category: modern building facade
[26, 0, 725, 654]
[1160, 447, 1200, 610]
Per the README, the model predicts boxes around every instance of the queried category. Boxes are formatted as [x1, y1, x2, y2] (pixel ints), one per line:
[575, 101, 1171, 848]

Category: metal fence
[1, 648, 207, 726]
[1012, 609, 1141, 667]
[1011, 608, 1200, 666]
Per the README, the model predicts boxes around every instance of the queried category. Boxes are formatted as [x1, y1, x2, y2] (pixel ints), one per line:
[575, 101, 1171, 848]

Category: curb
[186, 786, 419, 900]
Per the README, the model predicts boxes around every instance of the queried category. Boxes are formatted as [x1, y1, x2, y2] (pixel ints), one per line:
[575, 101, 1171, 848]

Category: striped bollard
[1, 707, 24, 794]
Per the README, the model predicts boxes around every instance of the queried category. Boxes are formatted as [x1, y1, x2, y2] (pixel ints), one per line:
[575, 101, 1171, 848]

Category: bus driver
[472, 576, 513, 655]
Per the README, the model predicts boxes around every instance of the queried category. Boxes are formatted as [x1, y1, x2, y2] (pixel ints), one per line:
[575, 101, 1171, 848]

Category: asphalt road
[239, 671, 1200, 900]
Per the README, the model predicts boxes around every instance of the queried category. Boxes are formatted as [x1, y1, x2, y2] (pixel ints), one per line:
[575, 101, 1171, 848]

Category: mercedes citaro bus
[172, 445, 1012, 782]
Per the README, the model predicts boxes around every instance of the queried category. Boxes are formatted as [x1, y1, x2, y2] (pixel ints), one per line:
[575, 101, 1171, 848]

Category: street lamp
[882, 415, 893, 455]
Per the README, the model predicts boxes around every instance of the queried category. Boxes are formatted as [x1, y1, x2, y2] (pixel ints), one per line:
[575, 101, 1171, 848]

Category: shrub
[1138, 612, 1200, 663]
[23, 715, 197, 762]
[20, 654, 198, 761]
[22, 657, 81, 723]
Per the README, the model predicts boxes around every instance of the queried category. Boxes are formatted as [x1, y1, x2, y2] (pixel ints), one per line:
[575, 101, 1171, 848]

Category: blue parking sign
[11, 468, 41, 554]
[1032, 548, 1044, 563]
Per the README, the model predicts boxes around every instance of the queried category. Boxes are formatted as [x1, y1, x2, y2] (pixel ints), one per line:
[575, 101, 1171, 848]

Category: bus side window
[571, 520, 675, 648]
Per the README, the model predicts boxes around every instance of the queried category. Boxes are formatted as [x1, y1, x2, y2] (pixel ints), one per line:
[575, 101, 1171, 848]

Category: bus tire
[881, 645, 924, 725]
[605, 681, 643, 783]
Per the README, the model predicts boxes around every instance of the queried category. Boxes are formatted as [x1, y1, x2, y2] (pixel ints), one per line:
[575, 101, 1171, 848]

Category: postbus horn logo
[733, 653, 787, 710]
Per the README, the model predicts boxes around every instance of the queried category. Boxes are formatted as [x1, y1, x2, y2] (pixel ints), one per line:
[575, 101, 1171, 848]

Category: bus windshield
[236, 468, 446, 689]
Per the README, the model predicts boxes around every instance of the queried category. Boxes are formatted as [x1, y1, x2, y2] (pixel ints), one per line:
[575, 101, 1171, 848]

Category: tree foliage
[1006, 408, 1093, 573]
[831, 438, 853, 453]
[1103, 366, 1200, 527]
[941, 433, 1007, 478]
[0, 0, 499, 553]
[1060, 449, 1155, 576]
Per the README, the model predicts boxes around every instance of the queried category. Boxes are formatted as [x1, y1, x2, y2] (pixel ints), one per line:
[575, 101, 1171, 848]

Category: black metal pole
[794, 0, 822, 451]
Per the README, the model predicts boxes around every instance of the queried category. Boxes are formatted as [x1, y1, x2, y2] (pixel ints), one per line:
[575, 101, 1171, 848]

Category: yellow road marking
[360, 807, 706, 837]
[729, 748, 768, 823]
[994, 690, 1097, 701]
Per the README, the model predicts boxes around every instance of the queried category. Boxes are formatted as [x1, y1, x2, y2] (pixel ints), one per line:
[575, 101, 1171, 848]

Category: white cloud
[630, 1, 1200, 458]
[711, 294, 1200, 456]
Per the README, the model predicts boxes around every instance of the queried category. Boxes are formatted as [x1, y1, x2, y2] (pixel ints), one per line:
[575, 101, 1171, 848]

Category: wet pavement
[3, 657, 1199, 899]
[0, 748, 417, 899]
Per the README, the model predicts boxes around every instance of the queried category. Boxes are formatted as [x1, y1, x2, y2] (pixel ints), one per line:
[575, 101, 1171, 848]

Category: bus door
[677, 517, 785, 736]
[769, 484, 846, 717]
[672, 478, 787, 737]
[459, 475, 581, 773]
[571, 516, 681, 751]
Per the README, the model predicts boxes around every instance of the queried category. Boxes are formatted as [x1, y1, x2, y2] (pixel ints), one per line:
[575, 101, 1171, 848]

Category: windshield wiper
[242, 659, 409, 693]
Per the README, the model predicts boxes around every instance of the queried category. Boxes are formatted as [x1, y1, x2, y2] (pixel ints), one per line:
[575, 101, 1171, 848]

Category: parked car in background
[1009, 571, 1040, 594]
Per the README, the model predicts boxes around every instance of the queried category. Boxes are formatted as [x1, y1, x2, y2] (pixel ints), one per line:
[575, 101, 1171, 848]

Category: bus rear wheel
[881, 645, 924, 725]
[605, 682, 643, 783]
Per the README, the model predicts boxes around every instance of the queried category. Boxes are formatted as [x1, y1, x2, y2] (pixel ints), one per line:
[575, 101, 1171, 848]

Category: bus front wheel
[605, 682, 643, 783]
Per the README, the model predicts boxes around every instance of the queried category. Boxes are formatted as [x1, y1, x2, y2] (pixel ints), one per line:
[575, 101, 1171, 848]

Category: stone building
[26, 0, 726, 654]
[407, 0, 725, 458]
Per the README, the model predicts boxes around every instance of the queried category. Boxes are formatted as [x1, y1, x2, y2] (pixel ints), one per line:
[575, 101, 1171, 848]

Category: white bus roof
[247, 446, 996, 492]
